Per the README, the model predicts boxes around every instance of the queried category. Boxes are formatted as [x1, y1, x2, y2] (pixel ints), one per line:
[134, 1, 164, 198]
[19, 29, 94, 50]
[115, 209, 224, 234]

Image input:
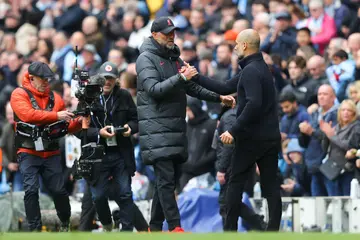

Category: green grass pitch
[1, 233, 360, 240]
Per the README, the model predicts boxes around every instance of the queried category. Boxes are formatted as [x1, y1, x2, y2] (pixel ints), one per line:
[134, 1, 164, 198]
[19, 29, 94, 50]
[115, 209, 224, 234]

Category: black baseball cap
[151, 16, 179, 34]
[28, 61, 54, 80]
[98, 61, 118, 79]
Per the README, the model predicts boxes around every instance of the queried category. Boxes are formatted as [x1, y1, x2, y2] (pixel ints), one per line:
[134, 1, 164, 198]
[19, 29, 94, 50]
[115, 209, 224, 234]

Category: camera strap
[14, 88, 57, 151]
[18, 87, 54, 111]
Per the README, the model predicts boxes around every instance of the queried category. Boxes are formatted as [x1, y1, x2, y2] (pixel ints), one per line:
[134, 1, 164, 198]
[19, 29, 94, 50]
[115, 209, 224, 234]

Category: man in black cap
[260, 11, 297, 60]
[10, 61, 83, 231]
[136, 16, 235, 232]
[76, 61, 139, 231]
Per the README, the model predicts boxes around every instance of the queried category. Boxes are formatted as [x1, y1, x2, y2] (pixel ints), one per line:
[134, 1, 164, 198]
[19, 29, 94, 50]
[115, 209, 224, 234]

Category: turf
[1, 233, 360, 240]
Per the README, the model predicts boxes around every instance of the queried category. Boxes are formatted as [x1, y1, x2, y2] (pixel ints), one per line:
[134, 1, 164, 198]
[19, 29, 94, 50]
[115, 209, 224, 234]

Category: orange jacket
[10, 71, 82, 158]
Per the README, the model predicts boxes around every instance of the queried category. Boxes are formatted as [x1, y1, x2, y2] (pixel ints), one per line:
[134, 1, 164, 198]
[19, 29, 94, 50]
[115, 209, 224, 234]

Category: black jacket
[281, 76, 319, 107]
[215, 107, 236, 173]
[182, 97, 217, 175]
[136, 37, 221, 165]
[54, 4, 87, 35]
[76, 86, 138, 176]
[194, 52, 281, 142]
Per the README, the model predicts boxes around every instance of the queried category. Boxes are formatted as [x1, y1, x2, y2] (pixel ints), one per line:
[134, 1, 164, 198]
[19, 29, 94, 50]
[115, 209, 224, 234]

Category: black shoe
[246, 214, 267, 231]
[258, 215, 268, 231]
[59, 221, 70, 232]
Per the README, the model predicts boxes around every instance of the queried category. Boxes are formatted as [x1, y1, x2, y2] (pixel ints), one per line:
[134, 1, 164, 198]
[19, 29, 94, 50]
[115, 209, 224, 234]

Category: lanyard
[100, 91, 114, 127]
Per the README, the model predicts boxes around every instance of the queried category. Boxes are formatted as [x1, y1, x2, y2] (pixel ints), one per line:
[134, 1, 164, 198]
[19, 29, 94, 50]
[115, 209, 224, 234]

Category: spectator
[288, 3, 307, 29]
[3, 13, 20, 33]
[213, 42, 233, 82]
[296, 45, 317, 61]
[35, 38, 53, 61]
[349, 6, 360, 34]
[279, 91, 311, 142]
[232, 19, 250, 34]
[295, 27, 315, 51]
[0, 102, 22, 191]
[107, 48, 128, 73]
[251, 0, 269, 20]
[62, 31, 87, 83]
[281, 138, 311, 197]
[81, 44, 101, 76]
[261, 11, 297, 61]
[299, 84, 338, 196]
[128, 14, 151, 51]
[84, 0, 107, 23]
[281, 56, 317, 107]
[347, 82, 360, 113]
[347, 33, 360, 60]
[321, 99, 360, 196]
[214, 104, 257, 226]
[306, 0, 337, 55]
[252, 12, 270, 43]
[179, 97, 217, 190]
[81, 16, 105, 57]
[1, 33, 16, 53]
[2, 52, 23, 88]
[182, 41, 199, 71]
[307, 55, 328, 86]
[50, 31, 72, 80]
[326, 49, 355, 100]
[53, 0, 87, 35]
[323, 0, 351, 32]
[186, 8, 208, 42]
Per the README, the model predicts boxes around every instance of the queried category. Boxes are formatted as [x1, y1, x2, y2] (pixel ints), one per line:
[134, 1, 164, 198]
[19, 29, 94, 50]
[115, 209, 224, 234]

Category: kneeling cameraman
[10, 62, 83, 231]
[77, 62, 138, 231]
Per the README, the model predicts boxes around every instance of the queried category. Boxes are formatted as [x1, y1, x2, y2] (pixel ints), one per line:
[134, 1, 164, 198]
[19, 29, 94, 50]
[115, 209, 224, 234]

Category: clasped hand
[181, 61, 236, 108]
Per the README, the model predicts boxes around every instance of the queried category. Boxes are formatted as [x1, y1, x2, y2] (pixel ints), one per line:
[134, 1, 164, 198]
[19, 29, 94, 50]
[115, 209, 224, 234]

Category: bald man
[299, 84, 338, 196]
[191, 29, 282, 231]
[348, 33, 360, 58]
[307, 55, 328, 83]
[232, 20, 250, 34]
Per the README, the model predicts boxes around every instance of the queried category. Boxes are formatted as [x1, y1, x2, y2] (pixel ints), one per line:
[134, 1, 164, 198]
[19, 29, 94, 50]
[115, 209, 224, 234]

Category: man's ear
[29, 75, 34, 81]
[151, 32, 157, 38]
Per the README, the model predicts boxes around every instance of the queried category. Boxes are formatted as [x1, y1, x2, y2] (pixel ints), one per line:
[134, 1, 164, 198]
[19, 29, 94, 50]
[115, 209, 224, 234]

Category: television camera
[71, 46, 106, 180]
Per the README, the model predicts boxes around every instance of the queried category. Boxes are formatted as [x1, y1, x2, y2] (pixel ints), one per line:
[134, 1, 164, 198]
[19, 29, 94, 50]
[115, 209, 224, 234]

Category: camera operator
[10, 61, 83, 232]
[76, 61, 138, 232]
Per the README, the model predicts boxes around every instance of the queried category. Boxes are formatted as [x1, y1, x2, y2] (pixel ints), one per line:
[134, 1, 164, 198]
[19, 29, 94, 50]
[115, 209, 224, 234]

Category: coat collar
[238, 52, 263, 69]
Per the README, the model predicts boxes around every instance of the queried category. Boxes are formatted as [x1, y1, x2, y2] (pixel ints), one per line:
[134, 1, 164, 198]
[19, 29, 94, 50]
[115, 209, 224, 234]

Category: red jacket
[10, 71, 82, 158]
[306, 14, 337, 55]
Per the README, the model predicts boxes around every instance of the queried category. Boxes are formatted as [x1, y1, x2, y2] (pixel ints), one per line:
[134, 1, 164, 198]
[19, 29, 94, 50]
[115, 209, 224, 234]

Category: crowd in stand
[1, 0, 360, 199]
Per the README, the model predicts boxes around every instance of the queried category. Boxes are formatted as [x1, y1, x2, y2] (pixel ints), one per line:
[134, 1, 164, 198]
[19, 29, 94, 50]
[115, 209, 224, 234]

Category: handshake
[180, 62, 236, 108]
[179, 62, 199, 81]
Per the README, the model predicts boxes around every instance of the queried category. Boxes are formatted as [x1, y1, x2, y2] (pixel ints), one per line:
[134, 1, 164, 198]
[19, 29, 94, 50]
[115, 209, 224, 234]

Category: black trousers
[78, 182, 149, 232]
[18, 153, 70, 231]
[224, 140, 282, 231]
[89, 153, 134, 231]
[219, 165, 256, 228]
[150, 159, 181, 231]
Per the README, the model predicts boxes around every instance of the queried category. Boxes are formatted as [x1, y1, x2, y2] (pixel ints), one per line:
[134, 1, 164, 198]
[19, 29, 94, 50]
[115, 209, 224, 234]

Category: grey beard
[166, 45, 175, 50]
